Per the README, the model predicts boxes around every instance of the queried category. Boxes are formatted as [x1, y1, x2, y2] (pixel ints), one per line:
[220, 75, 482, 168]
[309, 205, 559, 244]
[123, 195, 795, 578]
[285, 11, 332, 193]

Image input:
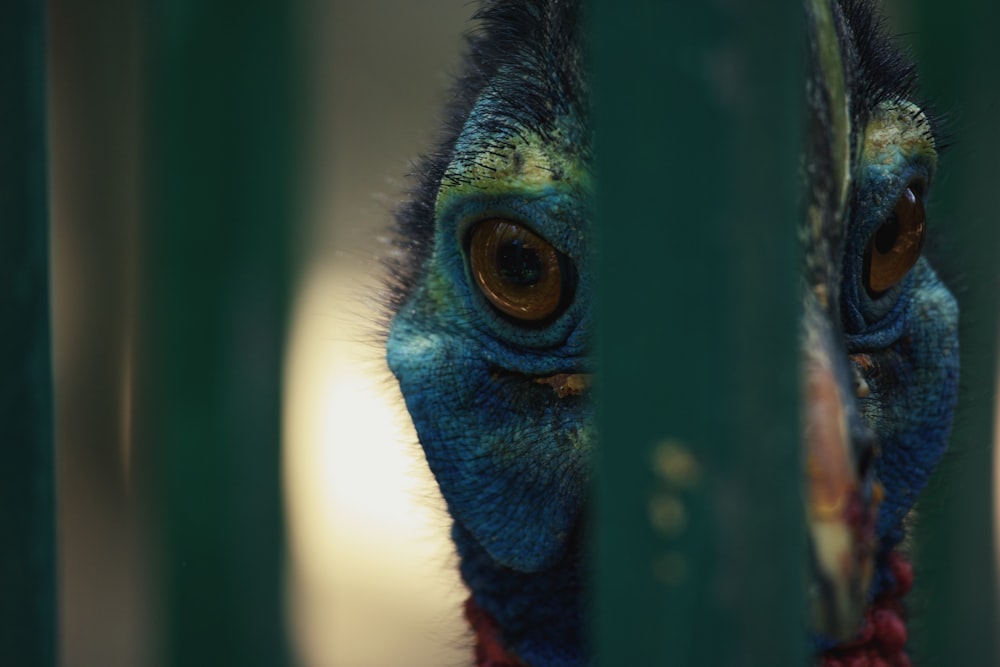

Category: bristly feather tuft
[838, 0, 949, 146]
[840, 0, 917, 115]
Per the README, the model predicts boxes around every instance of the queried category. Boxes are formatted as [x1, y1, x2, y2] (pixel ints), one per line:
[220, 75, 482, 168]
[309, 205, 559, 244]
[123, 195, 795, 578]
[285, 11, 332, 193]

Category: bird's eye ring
[468, 219, 566, 323]
[864, 182, 926, 296]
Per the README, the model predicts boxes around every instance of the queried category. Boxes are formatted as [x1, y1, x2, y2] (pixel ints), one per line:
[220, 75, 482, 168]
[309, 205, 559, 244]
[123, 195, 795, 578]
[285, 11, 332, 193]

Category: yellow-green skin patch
[437, 124, 592, 217]
[863, 101, 937, 173]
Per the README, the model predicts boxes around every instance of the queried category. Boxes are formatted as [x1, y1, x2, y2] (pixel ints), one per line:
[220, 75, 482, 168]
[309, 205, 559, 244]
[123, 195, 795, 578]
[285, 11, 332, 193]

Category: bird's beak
[803, 300, 881, 640]
[800, 0, 880, 640]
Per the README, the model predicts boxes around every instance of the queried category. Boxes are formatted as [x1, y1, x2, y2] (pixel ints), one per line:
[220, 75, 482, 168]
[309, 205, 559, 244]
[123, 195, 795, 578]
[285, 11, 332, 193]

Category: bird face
[387, 9, 593, 655]
[848, 104, 957, 540]
[387, 110, 594, 574]
[386, 0, 959, 664]
[802, 0, 958, 643]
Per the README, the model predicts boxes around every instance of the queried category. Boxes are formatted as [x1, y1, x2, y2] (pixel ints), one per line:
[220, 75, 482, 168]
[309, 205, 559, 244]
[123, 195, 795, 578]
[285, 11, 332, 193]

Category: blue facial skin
[387, 105, 959, 667]
[387, 3, 958, 664]
[387, 91, 594, 663]
[844, 128, 959, 553]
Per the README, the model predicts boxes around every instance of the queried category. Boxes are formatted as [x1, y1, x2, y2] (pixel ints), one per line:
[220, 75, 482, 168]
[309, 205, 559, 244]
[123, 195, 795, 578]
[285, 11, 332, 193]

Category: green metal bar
[0, 0, 56, 664]
[591, 1, 804, 664]
[140, 1, 300, 664]
[902, 3, 1000, 664]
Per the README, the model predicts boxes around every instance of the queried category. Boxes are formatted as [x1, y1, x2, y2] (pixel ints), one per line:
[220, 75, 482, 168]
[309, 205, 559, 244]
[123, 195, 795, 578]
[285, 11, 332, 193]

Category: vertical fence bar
[591, 1, 804, 664]
[140, 1, 300, 664]
[0, 0, 55, 664]
[903, 3, 1000, 664]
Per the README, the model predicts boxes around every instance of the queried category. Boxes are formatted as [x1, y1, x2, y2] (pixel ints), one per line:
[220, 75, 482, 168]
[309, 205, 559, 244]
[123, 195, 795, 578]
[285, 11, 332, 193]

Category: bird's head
[802, 0, 958, 647]
[386, 0, 958, 664]
[387, 0, 592, 579]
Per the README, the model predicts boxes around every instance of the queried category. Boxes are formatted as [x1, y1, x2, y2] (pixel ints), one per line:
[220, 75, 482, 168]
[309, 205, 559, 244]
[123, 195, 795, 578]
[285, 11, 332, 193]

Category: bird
[384, 0, 958, 665]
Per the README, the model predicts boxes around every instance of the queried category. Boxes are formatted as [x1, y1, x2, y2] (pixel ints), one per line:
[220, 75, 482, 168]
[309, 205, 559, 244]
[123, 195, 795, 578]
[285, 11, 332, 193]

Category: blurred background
[50, 1, 473, 666]
[43, 0, 1000, 666]
[281, 4, 470, 666]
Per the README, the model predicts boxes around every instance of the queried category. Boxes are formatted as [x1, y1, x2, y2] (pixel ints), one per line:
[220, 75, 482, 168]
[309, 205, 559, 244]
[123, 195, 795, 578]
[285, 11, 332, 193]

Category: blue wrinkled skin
[386, 0, 959, 664]
[387, 183, 594, 571]
[386, 42, 594, 658]
[846, 174, 959, 545]
[387, 102, 595, 665]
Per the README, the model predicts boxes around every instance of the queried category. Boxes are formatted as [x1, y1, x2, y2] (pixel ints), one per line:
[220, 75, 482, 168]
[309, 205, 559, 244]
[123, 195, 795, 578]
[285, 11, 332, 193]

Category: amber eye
[865, 184, 926, 295]
[468, 219, 564, 322]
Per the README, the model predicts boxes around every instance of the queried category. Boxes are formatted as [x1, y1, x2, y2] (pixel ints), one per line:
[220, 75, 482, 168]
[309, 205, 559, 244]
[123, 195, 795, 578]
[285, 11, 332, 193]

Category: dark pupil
[496, 239, 543, 285]
[874, 217, 900, 254]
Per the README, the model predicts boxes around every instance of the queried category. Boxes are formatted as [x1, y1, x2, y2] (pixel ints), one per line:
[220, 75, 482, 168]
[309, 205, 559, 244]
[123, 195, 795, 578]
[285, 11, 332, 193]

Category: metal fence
[591, 1, 805, 664]
[1, 0, 997, 665]
[1, 1, 55, 664]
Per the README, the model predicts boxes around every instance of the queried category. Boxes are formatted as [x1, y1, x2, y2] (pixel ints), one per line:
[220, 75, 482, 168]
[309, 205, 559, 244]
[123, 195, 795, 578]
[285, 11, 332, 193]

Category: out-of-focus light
[283, 264, 466, 667]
